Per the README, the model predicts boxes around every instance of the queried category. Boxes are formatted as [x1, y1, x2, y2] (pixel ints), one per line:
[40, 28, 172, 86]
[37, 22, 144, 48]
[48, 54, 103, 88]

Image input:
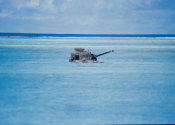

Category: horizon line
[1, 32, 175, 37]
[1, 32, 175, 35]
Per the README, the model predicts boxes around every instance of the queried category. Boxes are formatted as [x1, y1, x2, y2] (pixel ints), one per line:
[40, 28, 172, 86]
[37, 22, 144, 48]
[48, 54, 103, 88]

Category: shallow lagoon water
[0, 37, 175, 124]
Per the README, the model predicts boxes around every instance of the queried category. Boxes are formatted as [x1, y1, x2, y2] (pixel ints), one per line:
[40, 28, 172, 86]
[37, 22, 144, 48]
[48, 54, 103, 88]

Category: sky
[0, 0, 175, 34]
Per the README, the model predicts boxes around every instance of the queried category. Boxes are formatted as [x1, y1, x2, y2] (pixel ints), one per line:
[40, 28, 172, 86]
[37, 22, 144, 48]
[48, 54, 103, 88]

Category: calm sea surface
[0, 37, 175, 124]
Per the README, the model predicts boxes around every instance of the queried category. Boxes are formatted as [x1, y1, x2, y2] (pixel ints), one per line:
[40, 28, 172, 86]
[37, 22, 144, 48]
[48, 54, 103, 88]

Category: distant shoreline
[0, 33, 175, 38]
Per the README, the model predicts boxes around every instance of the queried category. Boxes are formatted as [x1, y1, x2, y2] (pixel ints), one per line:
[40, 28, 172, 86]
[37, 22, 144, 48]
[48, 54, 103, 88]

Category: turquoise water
[0, 37, 175, 124]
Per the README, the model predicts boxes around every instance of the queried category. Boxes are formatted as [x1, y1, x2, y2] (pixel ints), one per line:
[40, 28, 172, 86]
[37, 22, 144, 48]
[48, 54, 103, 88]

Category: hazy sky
[0, 0, 175, 34]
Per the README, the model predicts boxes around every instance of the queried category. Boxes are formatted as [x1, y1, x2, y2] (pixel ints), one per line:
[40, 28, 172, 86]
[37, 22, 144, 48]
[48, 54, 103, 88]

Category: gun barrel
[95, 50, 114, 57]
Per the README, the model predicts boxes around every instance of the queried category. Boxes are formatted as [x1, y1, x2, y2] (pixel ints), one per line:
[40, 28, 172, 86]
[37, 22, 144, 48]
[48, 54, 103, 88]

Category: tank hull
[69, 60, 104, 63]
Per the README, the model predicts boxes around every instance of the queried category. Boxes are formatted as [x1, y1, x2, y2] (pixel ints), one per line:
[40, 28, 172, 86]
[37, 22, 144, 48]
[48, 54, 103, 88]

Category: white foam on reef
[1, 35, 175, 39]
[1, 44, 175, 49]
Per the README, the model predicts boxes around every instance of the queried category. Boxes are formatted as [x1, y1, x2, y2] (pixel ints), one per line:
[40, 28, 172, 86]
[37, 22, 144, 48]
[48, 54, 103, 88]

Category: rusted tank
[69, 48, 114, 63]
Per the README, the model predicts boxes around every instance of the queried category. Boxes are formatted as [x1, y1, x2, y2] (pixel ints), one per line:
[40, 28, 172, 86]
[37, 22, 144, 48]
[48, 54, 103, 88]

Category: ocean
[0, 34, 175, 124]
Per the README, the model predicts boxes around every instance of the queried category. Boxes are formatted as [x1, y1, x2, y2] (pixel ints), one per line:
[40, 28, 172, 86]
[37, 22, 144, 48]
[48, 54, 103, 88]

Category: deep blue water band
[0, 33, 175, 37]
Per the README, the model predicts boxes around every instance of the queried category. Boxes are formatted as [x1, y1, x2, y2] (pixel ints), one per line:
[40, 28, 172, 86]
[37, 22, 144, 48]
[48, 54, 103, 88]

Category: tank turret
[69, 48, 114, 63]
